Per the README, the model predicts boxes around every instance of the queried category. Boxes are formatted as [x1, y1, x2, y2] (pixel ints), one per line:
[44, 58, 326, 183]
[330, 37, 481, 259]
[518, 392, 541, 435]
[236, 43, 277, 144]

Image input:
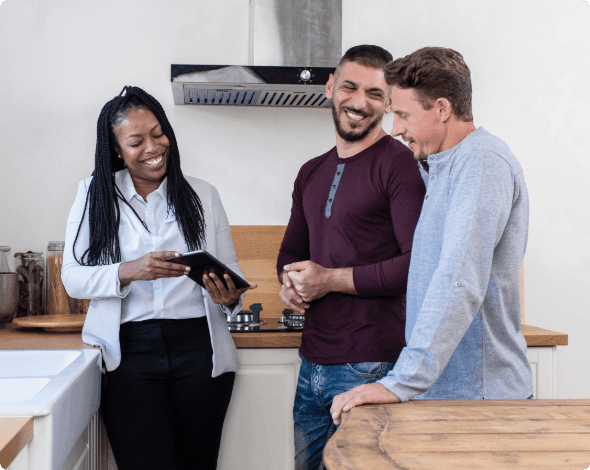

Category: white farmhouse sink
[0, 350, 101, 470]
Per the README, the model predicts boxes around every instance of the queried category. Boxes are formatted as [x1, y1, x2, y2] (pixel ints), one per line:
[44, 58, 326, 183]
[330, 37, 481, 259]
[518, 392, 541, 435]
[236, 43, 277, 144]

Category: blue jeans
[293, 355, 396, 470]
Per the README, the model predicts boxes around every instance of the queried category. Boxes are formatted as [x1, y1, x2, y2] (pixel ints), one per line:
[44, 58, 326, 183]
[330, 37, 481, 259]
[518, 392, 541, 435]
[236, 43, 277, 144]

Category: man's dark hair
[385, 47, 473, 122]
[334, 44, 393, 79]
[73, 86, 206, 266]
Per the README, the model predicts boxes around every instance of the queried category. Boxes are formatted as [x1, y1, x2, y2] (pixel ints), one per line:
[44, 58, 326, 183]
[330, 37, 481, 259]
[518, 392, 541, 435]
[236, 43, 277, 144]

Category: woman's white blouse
[62, 169, 244, 375]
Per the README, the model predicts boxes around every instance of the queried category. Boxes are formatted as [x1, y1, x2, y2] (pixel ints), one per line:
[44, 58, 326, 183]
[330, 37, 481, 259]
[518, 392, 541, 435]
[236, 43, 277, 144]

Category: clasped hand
[279, 261, 332, 313]
[119, 251, 256, 307]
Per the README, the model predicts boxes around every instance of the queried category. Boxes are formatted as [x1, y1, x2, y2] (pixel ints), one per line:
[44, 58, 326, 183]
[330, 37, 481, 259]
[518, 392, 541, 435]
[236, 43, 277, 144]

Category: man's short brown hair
[385, 47, 473, 122]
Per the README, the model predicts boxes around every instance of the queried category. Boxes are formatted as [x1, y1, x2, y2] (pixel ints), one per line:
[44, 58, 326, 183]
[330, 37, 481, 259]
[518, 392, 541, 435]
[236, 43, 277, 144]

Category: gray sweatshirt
[378, 127, 533, 401]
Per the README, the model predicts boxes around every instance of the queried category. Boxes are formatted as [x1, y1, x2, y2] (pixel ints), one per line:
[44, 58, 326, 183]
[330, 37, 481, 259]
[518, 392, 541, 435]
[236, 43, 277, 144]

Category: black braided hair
[73, 86, 206, 266]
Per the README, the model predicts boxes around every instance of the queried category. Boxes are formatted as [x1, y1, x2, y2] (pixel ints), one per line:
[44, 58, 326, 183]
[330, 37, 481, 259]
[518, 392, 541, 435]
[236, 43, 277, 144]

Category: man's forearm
[328, 267, 357, 295]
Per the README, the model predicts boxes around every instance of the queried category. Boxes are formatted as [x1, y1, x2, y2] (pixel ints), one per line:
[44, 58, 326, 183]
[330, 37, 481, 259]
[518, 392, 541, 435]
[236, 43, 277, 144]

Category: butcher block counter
[0, 322, 564, 350]
[0, 321, 301, 349]
[323, 399, 590, 470]
[0, 418, 34, 469]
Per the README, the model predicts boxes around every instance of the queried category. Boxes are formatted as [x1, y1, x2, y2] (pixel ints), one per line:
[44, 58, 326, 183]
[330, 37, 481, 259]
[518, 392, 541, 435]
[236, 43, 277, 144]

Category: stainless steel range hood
[171, 0, 341, 108]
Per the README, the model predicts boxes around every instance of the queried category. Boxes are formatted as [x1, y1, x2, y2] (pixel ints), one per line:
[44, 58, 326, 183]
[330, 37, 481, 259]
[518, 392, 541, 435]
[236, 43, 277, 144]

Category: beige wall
[1, 0, 589, 398]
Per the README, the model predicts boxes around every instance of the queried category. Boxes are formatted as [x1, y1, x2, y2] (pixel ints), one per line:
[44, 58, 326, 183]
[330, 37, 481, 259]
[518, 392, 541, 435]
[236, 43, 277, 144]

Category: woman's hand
[118, 251, 189, 287]
[202, 272, 257, 307]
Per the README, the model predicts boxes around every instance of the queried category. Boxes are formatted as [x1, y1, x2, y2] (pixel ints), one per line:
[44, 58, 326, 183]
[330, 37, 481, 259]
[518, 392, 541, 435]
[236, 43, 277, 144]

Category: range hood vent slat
[174, 66, 334, 108]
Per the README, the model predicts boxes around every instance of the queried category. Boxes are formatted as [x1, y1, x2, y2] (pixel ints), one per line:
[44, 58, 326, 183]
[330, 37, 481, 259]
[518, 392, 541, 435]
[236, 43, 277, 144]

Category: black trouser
[101, 317, 235, 470]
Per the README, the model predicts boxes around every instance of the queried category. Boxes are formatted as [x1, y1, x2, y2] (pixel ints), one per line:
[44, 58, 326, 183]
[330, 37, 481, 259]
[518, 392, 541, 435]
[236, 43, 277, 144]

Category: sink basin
[0, 349, 101, 470]
[0, 377, 51, 404]
[0, 350, 81, 378]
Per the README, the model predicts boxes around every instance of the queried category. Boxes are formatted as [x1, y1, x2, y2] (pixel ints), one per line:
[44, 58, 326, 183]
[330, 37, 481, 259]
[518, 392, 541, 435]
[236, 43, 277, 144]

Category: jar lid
[47, 241, 65, 250]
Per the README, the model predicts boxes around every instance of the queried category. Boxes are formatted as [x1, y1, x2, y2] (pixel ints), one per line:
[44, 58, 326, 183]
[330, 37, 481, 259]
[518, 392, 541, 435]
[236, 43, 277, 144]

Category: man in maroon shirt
[277, 45, 425, 470]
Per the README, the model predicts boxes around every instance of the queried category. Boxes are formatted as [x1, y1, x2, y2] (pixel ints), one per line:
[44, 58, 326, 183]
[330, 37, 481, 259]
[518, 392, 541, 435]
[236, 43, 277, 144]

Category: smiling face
[390, 86, 445, 161]
[112, 107, 170, 195]
[326, 61, 391, 143]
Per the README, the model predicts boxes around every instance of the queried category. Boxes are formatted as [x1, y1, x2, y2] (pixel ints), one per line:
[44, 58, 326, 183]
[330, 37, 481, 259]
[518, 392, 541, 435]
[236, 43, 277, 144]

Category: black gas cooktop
[227, 304, 304, 332]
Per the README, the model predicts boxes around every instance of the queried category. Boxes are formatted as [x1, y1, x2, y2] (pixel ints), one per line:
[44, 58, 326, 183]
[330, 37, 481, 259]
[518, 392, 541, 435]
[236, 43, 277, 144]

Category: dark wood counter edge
[0, 323, 566, 349]
[0, 417, 34, 469]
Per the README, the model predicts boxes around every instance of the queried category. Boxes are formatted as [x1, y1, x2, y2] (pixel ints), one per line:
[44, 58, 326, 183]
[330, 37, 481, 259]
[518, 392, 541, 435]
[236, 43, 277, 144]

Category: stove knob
[249, 303, 263, 323]
[299, 70, 311, 82]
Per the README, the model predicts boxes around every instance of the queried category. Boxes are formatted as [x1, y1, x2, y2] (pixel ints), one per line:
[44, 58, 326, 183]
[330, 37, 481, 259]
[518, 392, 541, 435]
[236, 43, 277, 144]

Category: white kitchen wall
[0, 0, 588, 398]
[0, 0, 335, 251]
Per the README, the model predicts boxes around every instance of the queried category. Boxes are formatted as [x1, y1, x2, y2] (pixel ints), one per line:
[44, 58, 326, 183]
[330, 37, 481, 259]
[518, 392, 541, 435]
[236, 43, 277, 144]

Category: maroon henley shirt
[277, 135, 426, 364]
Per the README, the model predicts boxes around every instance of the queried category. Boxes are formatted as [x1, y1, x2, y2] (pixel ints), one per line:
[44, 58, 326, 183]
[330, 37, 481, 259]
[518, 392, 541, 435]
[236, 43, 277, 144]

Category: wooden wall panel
[230, 226, 527, 324]
[231, 226, 287, 318]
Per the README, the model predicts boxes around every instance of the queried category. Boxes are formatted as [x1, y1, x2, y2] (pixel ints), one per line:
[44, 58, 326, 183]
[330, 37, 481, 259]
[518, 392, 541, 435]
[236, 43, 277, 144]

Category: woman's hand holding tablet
[166, 250, 257, 307]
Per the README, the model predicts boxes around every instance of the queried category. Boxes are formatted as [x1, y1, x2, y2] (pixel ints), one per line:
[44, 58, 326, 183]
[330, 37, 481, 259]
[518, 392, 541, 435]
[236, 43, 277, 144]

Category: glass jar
[0, 246, 11, 273]
[14, 251, 45, 317]
[46, 241, 76, 316]
[0, 247, 19, 324]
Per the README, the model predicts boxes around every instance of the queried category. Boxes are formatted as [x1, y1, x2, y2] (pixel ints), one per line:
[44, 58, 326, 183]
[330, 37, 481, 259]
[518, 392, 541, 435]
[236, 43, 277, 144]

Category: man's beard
[331, 103, 382, 142]
[414, 150, 429, 161]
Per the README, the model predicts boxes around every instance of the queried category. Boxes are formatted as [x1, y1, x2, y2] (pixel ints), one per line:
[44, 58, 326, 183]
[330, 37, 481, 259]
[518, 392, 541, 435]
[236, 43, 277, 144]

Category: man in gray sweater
[331, 47, 533, 423]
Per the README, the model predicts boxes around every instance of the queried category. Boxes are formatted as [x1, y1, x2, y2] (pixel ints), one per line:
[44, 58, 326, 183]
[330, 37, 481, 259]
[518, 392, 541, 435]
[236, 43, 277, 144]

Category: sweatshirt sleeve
[353, 155, 425, 297]
[378, 152, 515, 401]
[61, 179, 131, 300]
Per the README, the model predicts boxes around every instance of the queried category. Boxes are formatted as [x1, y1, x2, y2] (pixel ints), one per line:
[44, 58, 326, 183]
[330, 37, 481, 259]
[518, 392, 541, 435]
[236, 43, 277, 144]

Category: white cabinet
[7, 413, 102, 470]
[218, 349, 300, 470]
[527, 346, 556, 398]
[57, 412, 103, 470]
[100, 349, 301, 470]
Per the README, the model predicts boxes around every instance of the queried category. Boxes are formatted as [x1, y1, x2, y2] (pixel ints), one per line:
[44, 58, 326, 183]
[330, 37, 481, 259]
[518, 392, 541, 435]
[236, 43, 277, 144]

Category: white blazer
[62, 171, 244, 376]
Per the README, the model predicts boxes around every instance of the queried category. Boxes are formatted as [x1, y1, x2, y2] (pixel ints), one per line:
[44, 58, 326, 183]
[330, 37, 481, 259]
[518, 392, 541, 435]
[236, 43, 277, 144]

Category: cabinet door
[99, 350, 301, 470]
[526, 347, 555, 398]
[58, 421, 89, 470]
[217, 349, 300, 470]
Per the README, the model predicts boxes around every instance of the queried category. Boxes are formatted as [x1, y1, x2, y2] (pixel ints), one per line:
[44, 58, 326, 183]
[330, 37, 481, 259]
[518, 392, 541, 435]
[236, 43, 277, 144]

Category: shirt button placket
[325, 163, 345, 219]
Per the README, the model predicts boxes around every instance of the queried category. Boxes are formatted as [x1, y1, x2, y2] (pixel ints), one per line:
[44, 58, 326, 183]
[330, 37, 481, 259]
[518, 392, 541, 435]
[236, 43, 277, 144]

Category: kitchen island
[323, 399, 590, 469]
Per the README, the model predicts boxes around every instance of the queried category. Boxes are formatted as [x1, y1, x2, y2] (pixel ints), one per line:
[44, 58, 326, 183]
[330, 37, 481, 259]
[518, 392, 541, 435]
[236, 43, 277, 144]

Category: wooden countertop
[0, 418, 33, 469]
[0, 322, 566, 350]
[0, 321, 302, 350]
[323, 399, 590, 469]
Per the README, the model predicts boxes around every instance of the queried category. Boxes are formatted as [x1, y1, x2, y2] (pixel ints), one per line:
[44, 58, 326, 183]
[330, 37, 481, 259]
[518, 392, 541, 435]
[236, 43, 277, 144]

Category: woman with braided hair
[62, 86, 256, 470]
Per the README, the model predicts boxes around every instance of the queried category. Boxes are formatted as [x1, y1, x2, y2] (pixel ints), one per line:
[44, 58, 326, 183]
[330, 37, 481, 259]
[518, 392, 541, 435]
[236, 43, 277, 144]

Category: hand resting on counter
[330, 383, 401, 425]
[119, 251, 256, 307]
